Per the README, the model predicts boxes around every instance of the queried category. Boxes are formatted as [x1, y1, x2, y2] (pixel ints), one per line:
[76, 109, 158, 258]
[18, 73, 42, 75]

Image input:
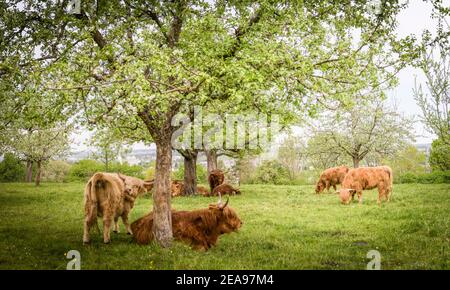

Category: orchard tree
[6, 125, 71, 186]
[413, 44, 450, 145]
[383, 145, 427, 176]
[277, 134, 307, 179]
[429, 137, 450, 171]
[306, 96, 415, 168]
[89, 128, 131, 171]
[305, 131, 352, 169]
[3, 1, 418, 247]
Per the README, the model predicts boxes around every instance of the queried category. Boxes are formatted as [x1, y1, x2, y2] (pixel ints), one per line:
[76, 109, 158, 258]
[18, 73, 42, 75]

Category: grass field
[0, 182, 449, 270]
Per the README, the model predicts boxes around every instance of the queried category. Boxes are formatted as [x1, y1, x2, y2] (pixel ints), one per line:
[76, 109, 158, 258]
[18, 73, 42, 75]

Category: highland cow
[171, 180, 185, 197]
[131, 198, 242, 250]
[338, 166, 393, 205]
[83, 172, 153, 244]
[196, 185, 210, 196]
[211, 183, 241, 196]
[315, 166, 350, 193]
[208, 169, 224, 192]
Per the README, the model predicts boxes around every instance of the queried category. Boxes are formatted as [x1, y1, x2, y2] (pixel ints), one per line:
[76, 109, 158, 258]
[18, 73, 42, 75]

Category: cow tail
[384, 166, 393, 194]
[84, 173, 102, 232]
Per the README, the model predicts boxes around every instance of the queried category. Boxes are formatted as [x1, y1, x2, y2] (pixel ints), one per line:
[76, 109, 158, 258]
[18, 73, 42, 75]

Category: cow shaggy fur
[211, 183, 241, 196]
[83, 172, 153, 244]
[208, 169, 225, 192]
[339, 166, 393, 205]
[315, 166, 349, 193]
[196, 185, 210, 196]
[131, 201, 242, 250]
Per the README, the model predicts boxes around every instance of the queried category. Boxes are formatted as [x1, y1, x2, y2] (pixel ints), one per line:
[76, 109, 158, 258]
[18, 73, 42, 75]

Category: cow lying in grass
[131, 197, 242, 250]
[315, 166, 349, 193]
[83, 173, 153, 244]
[170, 180, 210, 197]
[337, 166, 393, 205]
[211, 183, 241, 196]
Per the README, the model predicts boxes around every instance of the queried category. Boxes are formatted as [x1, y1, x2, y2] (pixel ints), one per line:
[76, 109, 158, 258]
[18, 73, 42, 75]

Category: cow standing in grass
[315, 166, 349, 193]
[338, 166, 393, 205]
[83, 173, 153, 244]
[131, 198, 242, 250]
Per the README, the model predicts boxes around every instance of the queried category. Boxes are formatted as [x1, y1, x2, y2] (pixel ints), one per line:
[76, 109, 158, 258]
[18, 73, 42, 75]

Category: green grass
[0, 182, 449, 269]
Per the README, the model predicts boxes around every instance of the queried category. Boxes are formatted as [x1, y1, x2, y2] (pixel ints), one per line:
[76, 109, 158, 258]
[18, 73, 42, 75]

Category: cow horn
[220, 197, 229, 209]
[217, 192, 222, 205]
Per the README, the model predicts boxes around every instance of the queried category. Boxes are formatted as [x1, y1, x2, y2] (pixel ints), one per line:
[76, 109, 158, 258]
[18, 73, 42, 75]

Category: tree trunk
[353, 157, 360, 168]
[26, 160, 33, 183]
[105, 148, 109, 171]
[152, 139, 173, 247]
[183, 152, 197, 196]
[35, 160, 42, 186]
[206, 149, 218, 175]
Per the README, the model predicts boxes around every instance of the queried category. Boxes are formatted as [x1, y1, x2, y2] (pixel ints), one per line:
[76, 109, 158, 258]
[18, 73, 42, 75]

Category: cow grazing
[315, 166, 350, 194]
[208, 169, 225, 192]
[131, 198, 242, 250]
[83, 172, 153, 244]
[338, 166, 393, 205]
[211, 183, 241, 196]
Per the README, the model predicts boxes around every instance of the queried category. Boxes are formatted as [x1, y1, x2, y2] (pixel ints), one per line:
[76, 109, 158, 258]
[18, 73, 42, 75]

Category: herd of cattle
[82, 165, 393, 250]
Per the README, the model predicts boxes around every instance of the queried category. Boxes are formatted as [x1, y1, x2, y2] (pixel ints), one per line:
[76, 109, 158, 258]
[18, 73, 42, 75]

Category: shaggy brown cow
[338, 166, 393, 205]
[83, 173, 153, 244]
[170, 181, 210, 197]
[211, 183, 241, 196]
[196, 185, 210, 196]
[171, 180, 185, 197]
[208, 169, 224, 192]
[315, 166, 350, 193]
[131, 198, 242, 250]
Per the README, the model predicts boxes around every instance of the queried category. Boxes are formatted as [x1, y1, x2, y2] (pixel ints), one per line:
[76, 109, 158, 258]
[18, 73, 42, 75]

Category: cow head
[315, 181, 324, 194]
[118, 173, 154, 198]
[208, 197, 242, 234]
[338, 189, 356, 204]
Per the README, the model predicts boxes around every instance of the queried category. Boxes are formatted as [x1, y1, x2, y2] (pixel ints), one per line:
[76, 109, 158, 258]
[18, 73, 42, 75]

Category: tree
[2, 1, 416, 247]
[429, 137, 450, 171]
[305, 132, 352, 170]
[413, 44, 450, 146]
[0, 153, 25, 182]
[277, 134, 306, 180]
[306, 97, 414, 168]
[89, 128, 131, 171]
[383, 145, 427, 177]
[6, 125, 71, 186]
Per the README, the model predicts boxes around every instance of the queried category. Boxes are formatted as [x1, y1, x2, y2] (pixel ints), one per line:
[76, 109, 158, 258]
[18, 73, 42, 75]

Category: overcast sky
[71, 1, 447, 152]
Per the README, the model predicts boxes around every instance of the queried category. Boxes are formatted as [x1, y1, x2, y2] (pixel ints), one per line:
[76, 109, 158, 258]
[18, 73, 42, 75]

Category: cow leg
[83, 216, 95, 244]
[325, 180, 330, 192]
[377, 186, 386, 206]
[103, 214, 113, 244]
[333, 184, 337, 191]
[357, 191, 363, 204]
[121, 213, 132, 235]
[113, 215, 120, 233]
